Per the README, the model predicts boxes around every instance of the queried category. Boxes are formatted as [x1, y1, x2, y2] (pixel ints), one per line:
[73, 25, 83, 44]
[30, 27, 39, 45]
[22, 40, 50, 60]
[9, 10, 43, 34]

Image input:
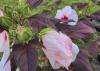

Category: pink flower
[55, 6, 78, 26]
[0, 31, 11, 71]
[42, 30, 79, 69]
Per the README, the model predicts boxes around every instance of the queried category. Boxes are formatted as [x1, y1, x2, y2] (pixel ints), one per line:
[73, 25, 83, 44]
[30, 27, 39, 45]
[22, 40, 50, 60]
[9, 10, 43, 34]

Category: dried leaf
[27, 0, 43, 8]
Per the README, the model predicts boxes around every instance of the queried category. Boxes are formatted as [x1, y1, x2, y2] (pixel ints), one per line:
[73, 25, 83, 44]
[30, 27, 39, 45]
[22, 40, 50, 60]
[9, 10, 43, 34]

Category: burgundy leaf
[27, 0, 43, 8]
[57, 19, 96, 39]
[94, 26, 100, 32]
[52, 0, 63, 9]
[71, 49, 93, 71]
[87, 10, 100, 22]
[97, 54, 100, 64]
[86, 10, 100, 32]
[12, 39, 38, 71]
[79, 18, 95, 28]
[71, 3, 88, 9]
[86, 39, 100, 71]
[28, 14, 58, 32]
[11, 57, 17, 71]
[87, 42, 100, 58]
[91, 0, 100, 5]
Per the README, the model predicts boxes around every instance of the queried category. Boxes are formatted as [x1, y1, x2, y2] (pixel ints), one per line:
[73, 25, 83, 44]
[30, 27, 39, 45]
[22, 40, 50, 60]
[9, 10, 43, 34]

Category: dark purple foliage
[28, 13, 58, 32]
[11, 39, 38, 71]
[56, 18, 96, 39]
[27, 0, 43, 8]
[71, 3, 88, 9]
[71, 49, 93, 71]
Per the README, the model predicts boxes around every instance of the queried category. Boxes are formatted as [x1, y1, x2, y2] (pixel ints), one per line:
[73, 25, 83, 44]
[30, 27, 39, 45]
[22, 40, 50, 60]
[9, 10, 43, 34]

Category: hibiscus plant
[0, 0, 100, 71]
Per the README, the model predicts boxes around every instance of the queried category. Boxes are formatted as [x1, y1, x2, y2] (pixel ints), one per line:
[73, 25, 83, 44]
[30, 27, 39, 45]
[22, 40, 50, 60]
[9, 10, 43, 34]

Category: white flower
[0, 31, 11, 71]
[41, 30, 79, 69]
[55, 6, 78, 26]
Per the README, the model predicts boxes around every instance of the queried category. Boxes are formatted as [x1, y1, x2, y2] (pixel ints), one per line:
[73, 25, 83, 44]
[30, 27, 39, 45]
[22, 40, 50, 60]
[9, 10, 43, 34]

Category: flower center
[61, 16, 68, 20]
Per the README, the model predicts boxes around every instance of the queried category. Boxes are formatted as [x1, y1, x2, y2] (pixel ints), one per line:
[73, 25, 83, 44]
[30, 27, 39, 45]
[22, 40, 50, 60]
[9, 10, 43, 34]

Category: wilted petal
[71, 43, 79, 62]
[41, 29, 79, 70]
[42, 48, 61, 69]
[0, 31, 11, 71]
[0, 32, 5, 51]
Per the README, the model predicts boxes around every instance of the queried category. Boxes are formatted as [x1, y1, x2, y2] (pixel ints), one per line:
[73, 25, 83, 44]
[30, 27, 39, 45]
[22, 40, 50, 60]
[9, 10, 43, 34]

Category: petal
[68, 22, 77, 26]
[70, 9, 78, 22]
[0, 31, 11, 71]
[71, 43, 79, 62]
[42, 30, 79, 70]
[42, 48, 61, 69]
[68, 9, 78, 26]
[0, 32, 5, 51]
[0, 31, 9, 52]
[43, 31, 72, 56]
[59, 32, 73, 56]
[55, 10, 64, 19]
[55, 49, 73, 70]
[62, 6, 72, 17]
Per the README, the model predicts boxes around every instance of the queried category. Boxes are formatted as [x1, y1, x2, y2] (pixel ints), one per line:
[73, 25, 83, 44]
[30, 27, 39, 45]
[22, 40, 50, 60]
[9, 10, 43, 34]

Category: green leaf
[0, 16, 13, 29]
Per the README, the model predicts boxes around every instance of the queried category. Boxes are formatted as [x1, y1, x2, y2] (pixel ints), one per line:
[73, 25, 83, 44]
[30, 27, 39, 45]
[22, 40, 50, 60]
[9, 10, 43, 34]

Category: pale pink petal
[42, 48, 61, 69]
[0, 31, 11, 71]
[59, 32, 73, 56]
[68, 9, 78, 26]
[43, 31, 72, 56]
[0, 32, 5, 51]
[68, 22, 77, 26]
[42, 30, 79, 70]
[71, 43, 79, 62]
[55, 10, 64, 19]
[62, 6, 72, 18]
[71, 9, 78, 22]
[55, 50, 72, 69]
